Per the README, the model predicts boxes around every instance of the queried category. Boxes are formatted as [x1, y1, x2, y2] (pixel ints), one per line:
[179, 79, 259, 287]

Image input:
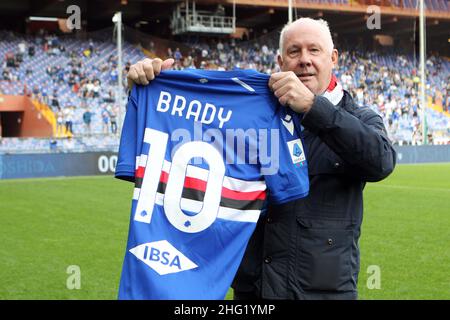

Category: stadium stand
[1, 23, 449, 153]
[0, 30, 145, 138]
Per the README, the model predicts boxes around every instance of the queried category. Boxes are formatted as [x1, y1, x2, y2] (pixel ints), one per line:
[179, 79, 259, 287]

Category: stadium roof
[0, 0, 448, 54]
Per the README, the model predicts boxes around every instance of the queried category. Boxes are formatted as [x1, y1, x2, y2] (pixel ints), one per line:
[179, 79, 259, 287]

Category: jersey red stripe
[158, 171, 266, 201]
[135, 166, 145, 178]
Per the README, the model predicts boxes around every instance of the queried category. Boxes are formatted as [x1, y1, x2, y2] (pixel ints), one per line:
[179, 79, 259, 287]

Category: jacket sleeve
[301, 94, 396, 182]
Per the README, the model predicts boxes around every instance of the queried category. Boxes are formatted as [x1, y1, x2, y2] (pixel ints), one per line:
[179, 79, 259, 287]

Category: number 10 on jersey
[135, 128, 226, 233]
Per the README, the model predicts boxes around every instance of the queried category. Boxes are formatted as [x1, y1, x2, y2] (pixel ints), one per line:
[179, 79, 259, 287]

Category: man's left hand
[269, 71, 315, 114]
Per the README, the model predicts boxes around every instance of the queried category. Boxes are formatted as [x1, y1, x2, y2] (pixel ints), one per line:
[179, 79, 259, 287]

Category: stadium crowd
[0, 30, 449, 153]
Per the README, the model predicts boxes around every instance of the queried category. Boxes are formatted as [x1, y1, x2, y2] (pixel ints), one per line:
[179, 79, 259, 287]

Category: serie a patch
[287, 138, 306, 165]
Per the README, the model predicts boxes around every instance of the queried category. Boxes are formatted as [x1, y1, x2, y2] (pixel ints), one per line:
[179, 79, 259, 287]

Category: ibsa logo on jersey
[287, 139, 306, 166]
[129, 240, 198, 275]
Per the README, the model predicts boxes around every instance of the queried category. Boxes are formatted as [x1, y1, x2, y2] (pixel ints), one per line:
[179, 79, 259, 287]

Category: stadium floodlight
[419, 0, 427, 145]
[29, 16, 58, 22]
[113, 12, 124, 136]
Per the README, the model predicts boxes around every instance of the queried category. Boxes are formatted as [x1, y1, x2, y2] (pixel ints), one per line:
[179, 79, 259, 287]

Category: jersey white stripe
[133, 188, 141, 200]
[139, 155, 148, 168]
[223, 176, 266, 192]
[152, 192, 260, 223]
[161, 160, 266, 192]
[135, 156, 140, 170]
[217, 207, 260, 223]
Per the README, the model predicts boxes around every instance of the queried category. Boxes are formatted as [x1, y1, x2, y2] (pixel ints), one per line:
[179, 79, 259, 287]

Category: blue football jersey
[115, 69, 309, 300]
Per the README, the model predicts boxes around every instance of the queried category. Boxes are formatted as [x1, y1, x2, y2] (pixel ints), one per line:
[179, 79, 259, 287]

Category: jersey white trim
[231, 77, 256, 93]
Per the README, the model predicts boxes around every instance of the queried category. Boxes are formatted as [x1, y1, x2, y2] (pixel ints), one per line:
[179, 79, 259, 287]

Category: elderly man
[126, 17, 396, 300]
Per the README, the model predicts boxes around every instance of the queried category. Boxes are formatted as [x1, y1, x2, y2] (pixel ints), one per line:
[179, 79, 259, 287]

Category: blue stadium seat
[403, 0, 413, 8]
[425, 0, 434, 10]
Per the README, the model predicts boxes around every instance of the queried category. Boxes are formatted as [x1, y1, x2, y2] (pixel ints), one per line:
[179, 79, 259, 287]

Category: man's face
[278, 22, 338, 95]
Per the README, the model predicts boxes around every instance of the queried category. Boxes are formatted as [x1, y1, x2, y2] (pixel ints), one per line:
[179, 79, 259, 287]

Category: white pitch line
[368, 184, 450, 193]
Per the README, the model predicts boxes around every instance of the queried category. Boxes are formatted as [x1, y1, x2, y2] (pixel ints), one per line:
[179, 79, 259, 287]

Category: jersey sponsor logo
[129, 240, 198, 275]
[287, 139, 306, 165]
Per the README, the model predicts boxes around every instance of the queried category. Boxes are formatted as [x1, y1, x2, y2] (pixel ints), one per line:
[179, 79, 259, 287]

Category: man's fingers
[143, 62, 155, 81]
[152, 58, 163, 75]
[161, 58, 175, 71]
[126, 57, 173, 88]
[127, 67, 139, 83]
[273, 83, 291, 99]
[268, 71, 292, 89]
[127, 77, 134, 91]
[153, 58, 174, 75]
[278, 92, 291, 106]
[269, 71, 297, 91]
[271, 75, 294, 93]
[136, 63, 149, 85]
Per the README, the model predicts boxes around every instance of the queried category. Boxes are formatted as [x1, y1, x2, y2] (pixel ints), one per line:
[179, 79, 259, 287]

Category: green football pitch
[0, 163, 449, 300]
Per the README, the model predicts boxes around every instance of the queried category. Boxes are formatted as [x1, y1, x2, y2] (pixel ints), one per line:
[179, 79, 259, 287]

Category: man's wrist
[301, 95, 336, 131]
[302, 93, 317, 116]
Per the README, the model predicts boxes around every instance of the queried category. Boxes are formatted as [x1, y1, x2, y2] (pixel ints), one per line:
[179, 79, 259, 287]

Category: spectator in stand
[83, 109, 92, 135]
[102, 89, 115, 103]
[89, 39, 94, 53]
[109, 106, 118, 135]
[28, 44, 35, 57]
[83, 47, 91, 58]
[217, 40, 224, 52]
[110, 68, 118, 84]
[68, 72, 76, 87]
[85, 79, 94, 98]
[64, 106, 74, 135]
[5, 52, 15, 68]
[2, 68, 11, 81]
[31, 85, 39, 100]
[18, 41, 26, 61]
[102, 107, 110, 135]
[56, 66, 65, 85]
[174, 48, 182, 62]
[183, 56, 195, 69]
[92, 79, 101, 98]
[56, 109, 65, 137]
[49, 89, 60, 111]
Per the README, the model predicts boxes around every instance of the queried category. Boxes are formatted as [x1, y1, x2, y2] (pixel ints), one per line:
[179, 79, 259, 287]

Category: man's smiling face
[278, 21, 338, 95]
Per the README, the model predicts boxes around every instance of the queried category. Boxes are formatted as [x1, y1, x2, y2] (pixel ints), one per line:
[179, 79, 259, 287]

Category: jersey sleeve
[115, 92, 138, 182]
[262, 107, 309, 204]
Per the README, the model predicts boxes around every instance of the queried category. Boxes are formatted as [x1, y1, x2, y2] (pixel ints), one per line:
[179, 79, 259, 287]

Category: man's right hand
[126, 58, 175, 90]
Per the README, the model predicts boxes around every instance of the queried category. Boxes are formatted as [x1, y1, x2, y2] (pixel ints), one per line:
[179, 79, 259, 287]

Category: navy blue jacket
[232, 91, 396, 300]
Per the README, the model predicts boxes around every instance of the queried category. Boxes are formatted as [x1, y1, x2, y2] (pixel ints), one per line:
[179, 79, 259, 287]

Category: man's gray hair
[279, 17, 334, 55]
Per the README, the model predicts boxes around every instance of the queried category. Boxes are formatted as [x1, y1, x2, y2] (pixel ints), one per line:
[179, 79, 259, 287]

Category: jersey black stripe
[156, 182, 265, 211]
[135, 177, 143, 189]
